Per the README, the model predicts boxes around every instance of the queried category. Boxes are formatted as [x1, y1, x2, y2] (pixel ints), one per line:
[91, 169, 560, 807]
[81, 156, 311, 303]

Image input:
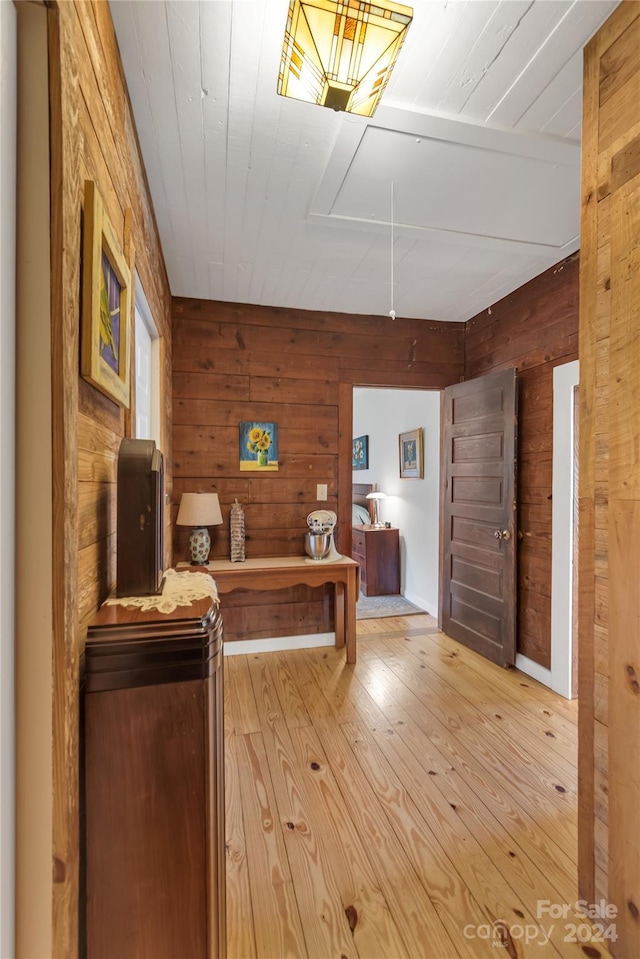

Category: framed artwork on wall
[239, 421, 279, 471]
[399, 427, 424, 478]
[81, 180, 132, 408]
[352, 435, 369, 470]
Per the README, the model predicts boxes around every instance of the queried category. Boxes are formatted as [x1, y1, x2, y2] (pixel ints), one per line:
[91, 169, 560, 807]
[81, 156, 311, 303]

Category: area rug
[356, 593, 426, 620]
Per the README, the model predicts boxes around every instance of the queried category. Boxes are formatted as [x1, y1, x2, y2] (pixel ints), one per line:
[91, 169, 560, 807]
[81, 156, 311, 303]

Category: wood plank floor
[224, 616, 614, 959]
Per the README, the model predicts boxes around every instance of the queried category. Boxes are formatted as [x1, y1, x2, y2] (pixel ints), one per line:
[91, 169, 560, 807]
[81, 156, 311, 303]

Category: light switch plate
[317, 483, 328, 501]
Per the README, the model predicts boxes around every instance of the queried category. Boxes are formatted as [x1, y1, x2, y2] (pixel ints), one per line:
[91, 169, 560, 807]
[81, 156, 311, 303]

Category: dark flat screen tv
[116, 438, 165, 597]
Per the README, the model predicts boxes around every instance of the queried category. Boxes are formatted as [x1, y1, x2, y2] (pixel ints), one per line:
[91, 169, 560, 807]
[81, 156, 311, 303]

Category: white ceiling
[110, 0, 618, 323]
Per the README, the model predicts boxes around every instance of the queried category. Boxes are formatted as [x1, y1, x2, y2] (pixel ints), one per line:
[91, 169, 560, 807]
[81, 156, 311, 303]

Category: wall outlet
[317, 483, 328, 501]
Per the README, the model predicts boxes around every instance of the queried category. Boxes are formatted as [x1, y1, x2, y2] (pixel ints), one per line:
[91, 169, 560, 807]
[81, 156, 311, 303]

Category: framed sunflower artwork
[81, 180, 132, 408]
[239, 421, 279, 471]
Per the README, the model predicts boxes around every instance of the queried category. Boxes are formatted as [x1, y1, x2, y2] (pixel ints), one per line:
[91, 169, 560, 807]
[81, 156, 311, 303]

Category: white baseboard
[224, 631, 335, 656]
[515, 653, 552, 689]
[402, 590, 435, 616]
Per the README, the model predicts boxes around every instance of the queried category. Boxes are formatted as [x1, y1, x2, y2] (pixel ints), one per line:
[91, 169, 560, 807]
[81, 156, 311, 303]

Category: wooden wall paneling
[174, 424, 339, 458]
[222, 595, 332, 644]
[337, 381, 354, 560]
[598, 49, 640, 154]
[173, 302, 463, 365]
[48, 6, 81, 955]
[577, 32, 600, 912]
[46, 1, 173, 953]
[175, 297, 449, 339]
[338, 357, 464, 389]
[608, 172, 640, 953]
[578, 6, 640, 950]
[173, 397, 336, 431]
[175, 449, 337, 482]
[173, 339, 339, 380]
[77, 482, 116, 552]
[465, 255, 579, 668]
[519, 549, 553, 597]
[172, 299, 464, 641]
[77, 537, 116, 631]
[77, 412, 120, 479]
[77, 376, 123, 434]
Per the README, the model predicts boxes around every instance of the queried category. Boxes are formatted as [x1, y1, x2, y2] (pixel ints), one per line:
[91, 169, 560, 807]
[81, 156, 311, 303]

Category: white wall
[0, 1, 16, 954]
[353, 388, 441, 614]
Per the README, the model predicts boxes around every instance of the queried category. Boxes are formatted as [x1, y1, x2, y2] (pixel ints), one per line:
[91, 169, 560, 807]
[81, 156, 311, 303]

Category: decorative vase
[189, 526, 211, 565]
[230, 499, 246, 562]
[257, 450, 268, 466]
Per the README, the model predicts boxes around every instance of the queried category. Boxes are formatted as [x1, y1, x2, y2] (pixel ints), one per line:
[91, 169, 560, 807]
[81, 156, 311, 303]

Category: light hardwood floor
[224, 616, 613, 959]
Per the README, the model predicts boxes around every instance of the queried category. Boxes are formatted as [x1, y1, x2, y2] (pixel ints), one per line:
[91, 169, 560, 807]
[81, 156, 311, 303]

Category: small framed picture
[81, 180, 132, 408]
[352, 435, 369, 470]
[239, 421, 279, 471]
[399, 427, 424, 479]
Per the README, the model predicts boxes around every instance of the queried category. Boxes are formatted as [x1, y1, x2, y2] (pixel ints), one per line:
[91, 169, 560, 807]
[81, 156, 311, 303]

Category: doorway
[351, 387, 441, 615]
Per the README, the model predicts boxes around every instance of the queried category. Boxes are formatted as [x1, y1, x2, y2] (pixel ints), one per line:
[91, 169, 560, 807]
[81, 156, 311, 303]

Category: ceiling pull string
[389, 181, 396, 321]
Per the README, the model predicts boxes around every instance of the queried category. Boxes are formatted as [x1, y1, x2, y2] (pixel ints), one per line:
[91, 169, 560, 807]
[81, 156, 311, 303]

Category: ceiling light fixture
[277, 0, 413, 117]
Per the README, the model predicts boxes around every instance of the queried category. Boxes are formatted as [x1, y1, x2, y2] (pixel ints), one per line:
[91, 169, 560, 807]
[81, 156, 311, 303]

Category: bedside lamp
[366, 489, 387, 529]
[176, 492, 223, 565]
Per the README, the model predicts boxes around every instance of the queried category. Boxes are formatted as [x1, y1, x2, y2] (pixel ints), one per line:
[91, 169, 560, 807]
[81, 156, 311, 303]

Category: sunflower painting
[239, 421, 279, 471]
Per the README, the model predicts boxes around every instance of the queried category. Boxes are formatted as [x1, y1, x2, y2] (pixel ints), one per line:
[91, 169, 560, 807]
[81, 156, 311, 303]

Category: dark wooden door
[442, 369, 517, 666]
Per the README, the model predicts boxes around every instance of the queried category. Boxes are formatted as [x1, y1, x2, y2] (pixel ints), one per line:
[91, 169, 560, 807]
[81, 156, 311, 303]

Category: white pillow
[352, 504, 371, 525]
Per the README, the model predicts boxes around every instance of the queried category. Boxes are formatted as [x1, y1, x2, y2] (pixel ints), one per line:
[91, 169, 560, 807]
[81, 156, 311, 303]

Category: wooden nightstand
[351, 525, 400, 596]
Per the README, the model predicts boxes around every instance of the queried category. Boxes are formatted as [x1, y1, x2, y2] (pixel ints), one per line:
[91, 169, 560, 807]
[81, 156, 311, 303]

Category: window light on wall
[277, 0, 413, 117]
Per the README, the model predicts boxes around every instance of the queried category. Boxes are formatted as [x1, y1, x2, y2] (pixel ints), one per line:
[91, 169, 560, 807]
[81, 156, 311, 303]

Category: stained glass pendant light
[278, 0, 413, 117]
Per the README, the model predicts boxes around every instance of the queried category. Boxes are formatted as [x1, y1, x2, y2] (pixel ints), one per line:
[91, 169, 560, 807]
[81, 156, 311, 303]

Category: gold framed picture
[399, 427, 424, 478]
[81, 180, 132, 408]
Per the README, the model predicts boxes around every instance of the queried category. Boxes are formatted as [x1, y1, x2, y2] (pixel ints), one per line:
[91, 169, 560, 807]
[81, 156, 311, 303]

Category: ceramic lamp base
[189, 526, 211, 565]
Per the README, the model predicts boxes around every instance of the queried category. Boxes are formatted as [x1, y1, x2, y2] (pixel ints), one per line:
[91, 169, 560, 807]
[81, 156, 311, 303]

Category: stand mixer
[304, 509, 342, 563]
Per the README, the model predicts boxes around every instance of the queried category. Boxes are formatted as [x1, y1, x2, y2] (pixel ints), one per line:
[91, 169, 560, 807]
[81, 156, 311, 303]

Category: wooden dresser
[351, 525, 400, 596]
[84, 575, 225, 958]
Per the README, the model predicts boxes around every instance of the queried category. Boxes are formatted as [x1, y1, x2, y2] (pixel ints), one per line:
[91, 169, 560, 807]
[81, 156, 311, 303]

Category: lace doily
[106, 569, 219, 614]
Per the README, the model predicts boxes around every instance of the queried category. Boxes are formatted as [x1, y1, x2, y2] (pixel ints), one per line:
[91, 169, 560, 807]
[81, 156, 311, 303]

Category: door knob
[502, 530, 512, 541]
[494, 530, 503, 540]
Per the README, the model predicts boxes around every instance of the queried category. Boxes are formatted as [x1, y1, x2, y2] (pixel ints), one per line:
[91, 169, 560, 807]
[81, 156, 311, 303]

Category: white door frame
[515, 359, 579, 698]
[134, 272, 161, 447]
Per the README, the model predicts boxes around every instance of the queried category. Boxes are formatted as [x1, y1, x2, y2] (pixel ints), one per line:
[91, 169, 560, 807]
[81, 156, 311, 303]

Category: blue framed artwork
[352, 435, 369, 470]
[239, 421, 279, 471]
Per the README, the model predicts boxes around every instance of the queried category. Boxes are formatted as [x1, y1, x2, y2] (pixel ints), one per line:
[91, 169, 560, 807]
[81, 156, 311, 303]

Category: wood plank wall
[579, 4, 640, 956]
[464, 254, 579, 668]
[172, 298, 464, 643]
[48, 2, 172, 953]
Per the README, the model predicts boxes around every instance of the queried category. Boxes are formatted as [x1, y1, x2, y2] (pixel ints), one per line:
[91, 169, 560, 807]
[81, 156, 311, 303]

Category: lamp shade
[176, 492, 223, 528]
[278, 0, 412, 117]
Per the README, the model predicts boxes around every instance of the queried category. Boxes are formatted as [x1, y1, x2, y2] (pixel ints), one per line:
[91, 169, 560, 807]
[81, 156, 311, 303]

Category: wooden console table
[185, 556, 359, 664]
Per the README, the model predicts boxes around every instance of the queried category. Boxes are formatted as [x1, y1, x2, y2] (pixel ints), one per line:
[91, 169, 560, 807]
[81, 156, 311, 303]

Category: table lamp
[176, 492, 223, 565]
[366, 489, 387, 528]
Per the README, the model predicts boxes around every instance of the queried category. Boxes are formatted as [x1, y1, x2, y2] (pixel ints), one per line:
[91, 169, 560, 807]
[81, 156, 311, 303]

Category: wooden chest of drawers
[351, 525, 400, 596]
[84, 579, 225, 958]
